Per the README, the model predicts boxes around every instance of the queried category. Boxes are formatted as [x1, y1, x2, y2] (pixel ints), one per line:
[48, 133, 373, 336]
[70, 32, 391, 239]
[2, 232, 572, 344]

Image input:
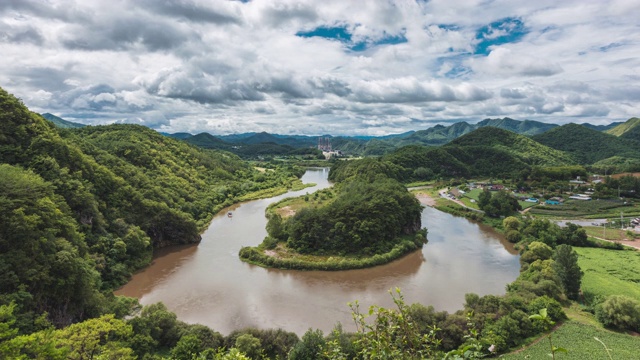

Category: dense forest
[0, 87, 303, 330]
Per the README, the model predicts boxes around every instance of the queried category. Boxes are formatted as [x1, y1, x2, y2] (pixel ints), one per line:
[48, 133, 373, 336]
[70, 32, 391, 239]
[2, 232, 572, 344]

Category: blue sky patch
[297, 26, 407, 52]
[296, 25, 352, 42]
[475, 17, 528, 55]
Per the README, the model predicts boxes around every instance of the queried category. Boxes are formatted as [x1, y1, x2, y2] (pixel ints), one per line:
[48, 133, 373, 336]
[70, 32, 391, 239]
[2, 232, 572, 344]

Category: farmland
[574, 247, 640, 303]
[528, 198, 640, 219]
[501, 321, 640, 360]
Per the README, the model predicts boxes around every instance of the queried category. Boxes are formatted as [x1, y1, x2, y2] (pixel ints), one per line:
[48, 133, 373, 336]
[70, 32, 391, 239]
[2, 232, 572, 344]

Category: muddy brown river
[116, 168, 520, 335]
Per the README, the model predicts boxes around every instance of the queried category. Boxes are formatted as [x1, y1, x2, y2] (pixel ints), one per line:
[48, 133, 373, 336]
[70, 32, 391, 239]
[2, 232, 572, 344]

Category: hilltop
[40, 112, 86, 129]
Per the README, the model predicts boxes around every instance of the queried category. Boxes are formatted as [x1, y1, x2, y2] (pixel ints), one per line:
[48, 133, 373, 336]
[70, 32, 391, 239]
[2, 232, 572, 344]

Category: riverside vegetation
[1, 86, 639, 358]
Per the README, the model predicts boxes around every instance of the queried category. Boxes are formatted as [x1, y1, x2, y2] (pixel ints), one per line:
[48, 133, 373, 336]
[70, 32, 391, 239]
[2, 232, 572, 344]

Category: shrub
[595, 295, 640, 332]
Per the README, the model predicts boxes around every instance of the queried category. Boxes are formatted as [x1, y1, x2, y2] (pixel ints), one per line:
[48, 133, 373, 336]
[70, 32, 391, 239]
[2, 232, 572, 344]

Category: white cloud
[0, 0, 638, 135]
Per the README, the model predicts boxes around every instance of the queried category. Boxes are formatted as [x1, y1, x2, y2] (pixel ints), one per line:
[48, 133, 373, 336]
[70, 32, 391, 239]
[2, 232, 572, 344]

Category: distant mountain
[392, 117, 556, 147]
[40, 113, 85, 128]
[165, 132, 193, 140]
[580, 122, 623, 132]
[532, 123, 640, 164]
[605, 117, 640, 137]
[396, 121, 476, 147]
[476, 117, 557, 135]
[184, 132, 230, 150]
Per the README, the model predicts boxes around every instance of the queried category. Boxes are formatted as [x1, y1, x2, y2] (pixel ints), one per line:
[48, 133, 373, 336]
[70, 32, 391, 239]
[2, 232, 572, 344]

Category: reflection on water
[116, 168, 520, 335]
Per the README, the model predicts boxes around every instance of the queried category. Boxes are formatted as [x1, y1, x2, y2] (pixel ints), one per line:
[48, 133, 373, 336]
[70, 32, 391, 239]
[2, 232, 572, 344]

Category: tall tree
[553, 245, 583, 300]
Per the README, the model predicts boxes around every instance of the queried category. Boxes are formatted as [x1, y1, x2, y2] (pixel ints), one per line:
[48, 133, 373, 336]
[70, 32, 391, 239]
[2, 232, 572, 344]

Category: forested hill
[605, 117, 640, 137]
[40, 112, 85, 128]
[330, 127, 576, 183]
[532, 123, 640, 164]
[446, 127, 575, 166]
[0, 87, 301, 327]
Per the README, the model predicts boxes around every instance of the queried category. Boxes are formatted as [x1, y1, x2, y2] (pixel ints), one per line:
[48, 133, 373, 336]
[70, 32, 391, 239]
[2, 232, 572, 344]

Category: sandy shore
[415, 192, 437, 206]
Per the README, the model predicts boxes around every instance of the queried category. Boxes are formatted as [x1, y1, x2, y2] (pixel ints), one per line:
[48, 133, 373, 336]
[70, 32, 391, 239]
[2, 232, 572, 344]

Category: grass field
[574, 247, 640, 302]
[583, 226, 630, 241]
[501, 321, 640, 360]
[266, 187, 336, 217]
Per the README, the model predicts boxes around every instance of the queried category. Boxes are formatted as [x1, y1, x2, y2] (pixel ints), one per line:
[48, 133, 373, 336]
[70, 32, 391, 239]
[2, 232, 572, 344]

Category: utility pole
[621, 212, 624, 230]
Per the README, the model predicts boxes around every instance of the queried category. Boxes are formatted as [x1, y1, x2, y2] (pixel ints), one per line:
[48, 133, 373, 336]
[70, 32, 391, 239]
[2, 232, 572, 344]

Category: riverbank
[239, 232, 427, 271]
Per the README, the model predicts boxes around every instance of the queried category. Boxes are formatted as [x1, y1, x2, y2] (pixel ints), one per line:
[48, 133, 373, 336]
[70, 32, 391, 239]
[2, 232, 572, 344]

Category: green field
[575, 247, 640, 302]
[501, 321, 640, 360]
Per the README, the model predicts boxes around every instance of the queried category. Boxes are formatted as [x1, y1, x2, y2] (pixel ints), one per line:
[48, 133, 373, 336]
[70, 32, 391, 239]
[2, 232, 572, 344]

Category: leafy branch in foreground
[528, 308, 567, 359]
[350, 288, 440, 360]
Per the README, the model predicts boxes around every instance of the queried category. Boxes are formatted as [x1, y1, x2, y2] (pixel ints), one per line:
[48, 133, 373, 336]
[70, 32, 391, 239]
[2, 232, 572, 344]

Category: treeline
[0, 87, 302, 330]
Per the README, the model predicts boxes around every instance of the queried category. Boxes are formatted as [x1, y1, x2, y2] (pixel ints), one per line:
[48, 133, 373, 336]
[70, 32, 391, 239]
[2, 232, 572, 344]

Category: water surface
[117, 168, 520, 335]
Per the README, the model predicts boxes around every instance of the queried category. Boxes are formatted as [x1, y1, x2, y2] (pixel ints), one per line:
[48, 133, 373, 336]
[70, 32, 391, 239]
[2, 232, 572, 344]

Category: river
[116, 168, 520, 335]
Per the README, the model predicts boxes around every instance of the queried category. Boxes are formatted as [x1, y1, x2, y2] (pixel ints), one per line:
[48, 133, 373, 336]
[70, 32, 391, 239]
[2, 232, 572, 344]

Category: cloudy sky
[1, 0, 639, 136]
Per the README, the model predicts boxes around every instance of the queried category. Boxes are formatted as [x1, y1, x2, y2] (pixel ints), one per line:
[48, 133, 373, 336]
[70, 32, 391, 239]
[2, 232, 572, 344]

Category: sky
[1, 0, 639, 136]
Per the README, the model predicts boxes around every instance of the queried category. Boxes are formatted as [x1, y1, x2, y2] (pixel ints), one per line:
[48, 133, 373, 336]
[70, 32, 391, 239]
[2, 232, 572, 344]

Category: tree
[552, 245, 583, 300]
[288, 329, 325, 360]
[350, 289, 440, 359]
[235, 333, 262, 359]
[478, 189, 492, 209]
[520, 242, 553, 266]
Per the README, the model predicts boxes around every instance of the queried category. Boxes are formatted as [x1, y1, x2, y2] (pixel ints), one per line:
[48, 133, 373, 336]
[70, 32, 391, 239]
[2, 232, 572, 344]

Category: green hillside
[40, 112, 86, 129]
[330, 127, 574, 183]
[447, 127, 575, 166]
[605, 117, 640, 136]
[0, 86, 301, 326]
[532, 123, 640, 164]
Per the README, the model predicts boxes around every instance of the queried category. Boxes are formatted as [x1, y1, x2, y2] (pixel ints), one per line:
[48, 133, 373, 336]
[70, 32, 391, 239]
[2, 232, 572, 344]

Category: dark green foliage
[288, 329, 325, 360]
[530, 165, 588, 181]
[477, 189, 522, 217]
[225, 328, 299, 359]
[330, 127, 577, 185]
[0, 87, 302, 328]
[553, 245, 583, 300]
[285, 178, 423, 256]
[234, 333, 262, 359]
[329, 157, 404, 182]
[0, 164, 103, 327]
[128, 303, 181, 350]
[595, 295, 640, 332]
[532, 123, 640, 165]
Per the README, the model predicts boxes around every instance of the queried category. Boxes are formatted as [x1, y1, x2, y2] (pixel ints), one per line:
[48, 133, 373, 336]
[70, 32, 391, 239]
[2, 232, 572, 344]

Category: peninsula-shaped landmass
[240, 176, 427, 270]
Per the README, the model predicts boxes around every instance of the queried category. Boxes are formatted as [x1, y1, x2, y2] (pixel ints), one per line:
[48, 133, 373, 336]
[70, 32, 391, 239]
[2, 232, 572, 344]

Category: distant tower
[318, 137, 332, 151]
